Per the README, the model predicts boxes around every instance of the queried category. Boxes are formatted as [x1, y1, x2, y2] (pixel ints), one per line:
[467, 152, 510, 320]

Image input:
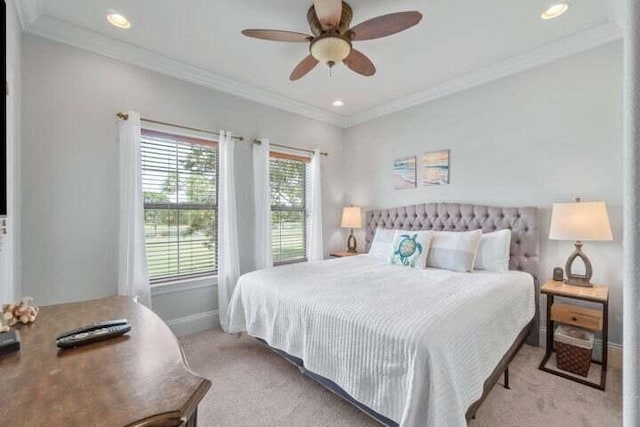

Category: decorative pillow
[389, 230, 432, 269]
[368, 228, 396, 261]
[474, 229, 512, 272]
[426, 230, 482, 272]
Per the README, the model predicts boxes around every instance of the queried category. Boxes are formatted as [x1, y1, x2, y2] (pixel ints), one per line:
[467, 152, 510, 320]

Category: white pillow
[368, 228, 396, 261]
[389, 230, 433, 269]
[474, 230, 512, 272]
[426, 230, 482, 272]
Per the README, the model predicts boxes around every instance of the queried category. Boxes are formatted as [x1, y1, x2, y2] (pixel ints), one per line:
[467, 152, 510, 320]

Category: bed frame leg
[503, 366, 510, 390]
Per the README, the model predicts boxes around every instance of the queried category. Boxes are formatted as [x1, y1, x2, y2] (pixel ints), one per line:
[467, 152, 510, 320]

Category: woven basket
[556, 341, 592, 377]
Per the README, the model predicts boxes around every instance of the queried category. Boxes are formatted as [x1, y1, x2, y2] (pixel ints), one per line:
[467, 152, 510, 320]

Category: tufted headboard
[365, 203, 539, 346]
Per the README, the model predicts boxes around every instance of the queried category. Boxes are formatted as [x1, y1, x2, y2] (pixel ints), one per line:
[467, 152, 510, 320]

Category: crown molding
[19, 7, 623, 129]
[343, 21, 623, 128]
[25, 15, 346, 127]
[13, 0, 42, 30]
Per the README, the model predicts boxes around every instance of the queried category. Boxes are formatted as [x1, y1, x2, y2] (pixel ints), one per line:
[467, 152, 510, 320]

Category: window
[270, 153, 308, 264]
[141, 129, 218, 282]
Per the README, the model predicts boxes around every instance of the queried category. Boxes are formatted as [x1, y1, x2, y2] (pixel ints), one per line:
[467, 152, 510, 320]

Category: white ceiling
[16, 0, 622, 127]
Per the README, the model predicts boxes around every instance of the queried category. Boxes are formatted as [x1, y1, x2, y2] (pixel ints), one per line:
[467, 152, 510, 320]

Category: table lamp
[341, 206, 362, 253]
[549, 198, 613, 287]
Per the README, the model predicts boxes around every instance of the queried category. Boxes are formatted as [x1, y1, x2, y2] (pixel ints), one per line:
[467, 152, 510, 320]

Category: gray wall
[343, 42, 624, 346]
[19, 34, 625, 345]
[21, 36, 345, 326]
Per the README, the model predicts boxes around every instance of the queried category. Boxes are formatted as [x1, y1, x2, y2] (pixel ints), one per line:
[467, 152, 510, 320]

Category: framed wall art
[422, 150, 450, 186]
[393, 156, 417, 190]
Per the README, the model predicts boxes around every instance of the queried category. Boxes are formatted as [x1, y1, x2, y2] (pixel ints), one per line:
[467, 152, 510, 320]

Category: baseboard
[540, 327, 622, 369]
[165, 310, 219, 337]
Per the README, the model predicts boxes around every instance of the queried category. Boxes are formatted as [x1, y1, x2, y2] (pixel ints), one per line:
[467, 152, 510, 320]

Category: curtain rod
[116, 112, 244, 142]
[253, 139, 328, 157]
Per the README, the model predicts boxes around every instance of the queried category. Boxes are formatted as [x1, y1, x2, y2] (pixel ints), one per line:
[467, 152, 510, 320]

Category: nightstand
[329, 252, 360, 257]
[538, 280, 609, 390]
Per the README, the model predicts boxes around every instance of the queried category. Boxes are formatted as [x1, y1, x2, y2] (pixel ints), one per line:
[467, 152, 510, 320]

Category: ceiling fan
[241, 0, 423, 81]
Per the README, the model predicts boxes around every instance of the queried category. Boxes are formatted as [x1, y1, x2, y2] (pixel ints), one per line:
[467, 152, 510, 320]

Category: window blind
[270, 155, 307, 264]
[141, 129, 218, 282]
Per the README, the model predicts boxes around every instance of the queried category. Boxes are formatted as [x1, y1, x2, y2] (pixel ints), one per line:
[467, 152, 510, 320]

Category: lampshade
[549, 201, 613, 241]
[341, 206, 362, 229]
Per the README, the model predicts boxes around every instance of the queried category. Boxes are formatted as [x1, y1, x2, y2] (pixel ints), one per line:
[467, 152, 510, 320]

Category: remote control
[56, 319, 129, 340]
[56, 320, 131, 349]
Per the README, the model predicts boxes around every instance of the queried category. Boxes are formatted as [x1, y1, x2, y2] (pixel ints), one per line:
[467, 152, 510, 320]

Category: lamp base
[347, 230, 357, 253]
[564, 241, 593, 287]
[564, 277, 593, 287]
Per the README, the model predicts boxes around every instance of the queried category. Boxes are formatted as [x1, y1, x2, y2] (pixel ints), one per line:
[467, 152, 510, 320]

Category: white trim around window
[150, 274, 218, 296]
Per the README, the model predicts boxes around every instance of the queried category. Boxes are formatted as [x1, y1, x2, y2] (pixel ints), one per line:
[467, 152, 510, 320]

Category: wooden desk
[0, 296, 211, 426]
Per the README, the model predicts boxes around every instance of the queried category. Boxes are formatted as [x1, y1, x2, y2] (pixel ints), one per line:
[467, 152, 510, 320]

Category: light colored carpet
[180, 329, 622, 427]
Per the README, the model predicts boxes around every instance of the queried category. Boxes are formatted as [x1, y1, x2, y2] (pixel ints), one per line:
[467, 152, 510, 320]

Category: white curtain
[253, 139, 273, 270]
[117, 111, 151, 307]
[217, 130, 241, 331]
[307, 149, 324, 261]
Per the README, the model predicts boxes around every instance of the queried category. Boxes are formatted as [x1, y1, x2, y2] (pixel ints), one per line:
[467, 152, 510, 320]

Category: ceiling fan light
[310, 36, 351, 65]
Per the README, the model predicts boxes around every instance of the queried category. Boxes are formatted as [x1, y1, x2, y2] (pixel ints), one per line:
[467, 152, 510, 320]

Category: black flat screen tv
[2, 0, 7, 217]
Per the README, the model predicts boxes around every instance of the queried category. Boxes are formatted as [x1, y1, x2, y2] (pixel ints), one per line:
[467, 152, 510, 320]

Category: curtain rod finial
[116, 112, 129, 120]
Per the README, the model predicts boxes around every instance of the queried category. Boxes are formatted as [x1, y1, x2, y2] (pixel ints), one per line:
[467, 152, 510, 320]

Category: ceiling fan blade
[343, 49, 376, 77]
[242, 29, 312, 43]
[290, 55, 319, 80]
[349, 11, 423, 41]
[314, 0, 342, 29]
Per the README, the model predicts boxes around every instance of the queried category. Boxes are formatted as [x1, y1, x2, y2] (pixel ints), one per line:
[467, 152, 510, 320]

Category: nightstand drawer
[551, 303, 603, 331]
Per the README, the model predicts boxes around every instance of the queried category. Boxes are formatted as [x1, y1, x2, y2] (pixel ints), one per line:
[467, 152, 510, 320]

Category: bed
[227, 203, 539, 427]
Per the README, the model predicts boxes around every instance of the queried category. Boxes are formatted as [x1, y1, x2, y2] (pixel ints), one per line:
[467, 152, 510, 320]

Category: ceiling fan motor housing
[307, 1, 353, 36]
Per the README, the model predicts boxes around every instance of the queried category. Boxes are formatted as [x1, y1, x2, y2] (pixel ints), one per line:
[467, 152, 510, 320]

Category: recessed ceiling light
[541, 2, 569, 20]
[107, 12, 131, 29]
[332, 100, 344, 107]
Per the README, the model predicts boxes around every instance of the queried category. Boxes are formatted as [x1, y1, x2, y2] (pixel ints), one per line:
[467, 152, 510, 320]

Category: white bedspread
[227, 255, 535, 427]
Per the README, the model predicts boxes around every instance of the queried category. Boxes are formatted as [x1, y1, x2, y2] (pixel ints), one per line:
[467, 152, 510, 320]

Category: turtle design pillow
[389, 230, 433, 269]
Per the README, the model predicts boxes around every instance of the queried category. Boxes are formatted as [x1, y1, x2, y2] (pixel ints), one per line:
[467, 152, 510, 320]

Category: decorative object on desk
[422, 150, 450, 186]
[549, 198, 613, 287]
[0, 313, 9, 333]
[2, 297, 39, 327]
[341, 206, 362, 253]
[393, 156, 416, 189]
[553, 267, 564, 282]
